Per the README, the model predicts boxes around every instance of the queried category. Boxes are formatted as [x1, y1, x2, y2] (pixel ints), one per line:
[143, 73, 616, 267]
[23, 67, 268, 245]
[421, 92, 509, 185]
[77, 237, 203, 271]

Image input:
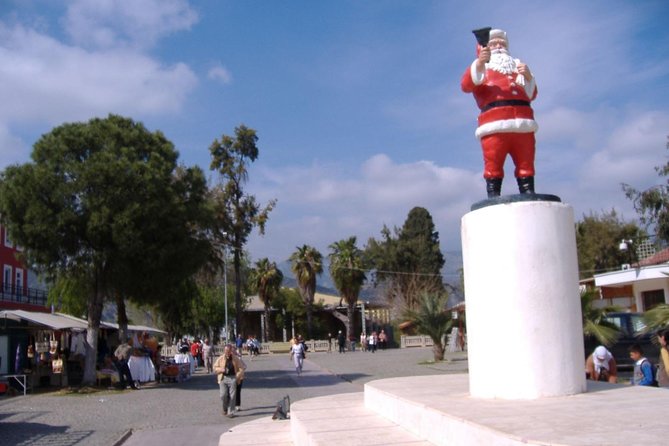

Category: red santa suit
[461, 60, 538, 180]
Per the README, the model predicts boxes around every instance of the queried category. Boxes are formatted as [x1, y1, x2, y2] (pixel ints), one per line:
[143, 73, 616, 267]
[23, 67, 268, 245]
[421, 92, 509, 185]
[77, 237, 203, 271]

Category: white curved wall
[461, 200, 586, 399]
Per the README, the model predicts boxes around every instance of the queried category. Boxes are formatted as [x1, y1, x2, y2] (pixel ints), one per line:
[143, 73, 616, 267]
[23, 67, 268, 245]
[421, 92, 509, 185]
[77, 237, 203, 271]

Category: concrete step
[218, 391, 431, 446]
[290, 392, 432, 446]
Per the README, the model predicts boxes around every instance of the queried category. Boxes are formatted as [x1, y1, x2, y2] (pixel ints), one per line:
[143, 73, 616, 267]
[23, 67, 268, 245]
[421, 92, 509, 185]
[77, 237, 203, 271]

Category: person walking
[114, 339, 139, 390]
[360, 332, 367, 352]
[337, 330, 346, 353]
[291, 335, 306, 376]
[214, 344, 244, 417]
[201, 338, 214, 374]
[190, 338, 201, 370]
[231, 345, 247, 411]
[369, 331, 377, 353]
[235, 334, 244, 354]
[379, 330, 387, 350]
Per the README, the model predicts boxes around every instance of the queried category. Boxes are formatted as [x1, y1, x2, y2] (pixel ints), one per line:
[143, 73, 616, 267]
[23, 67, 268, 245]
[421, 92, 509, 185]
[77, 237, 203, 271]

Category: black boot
[517, 176, 535, 194]
[486, 178, 503, 198]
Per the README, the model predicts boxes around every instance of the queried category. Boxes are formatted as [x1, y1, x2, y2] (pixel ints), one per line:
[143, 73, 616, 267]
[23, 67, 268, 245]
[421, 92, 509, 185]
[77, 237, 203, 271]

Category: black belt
[480, 100, 531, 113]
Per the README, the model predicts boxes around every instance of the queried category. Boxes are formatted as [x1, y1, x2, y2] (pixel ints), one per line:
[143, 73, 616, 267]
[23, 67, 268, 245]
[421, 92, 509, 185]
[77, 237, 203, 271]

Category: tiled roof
[637, 247, 669, 267]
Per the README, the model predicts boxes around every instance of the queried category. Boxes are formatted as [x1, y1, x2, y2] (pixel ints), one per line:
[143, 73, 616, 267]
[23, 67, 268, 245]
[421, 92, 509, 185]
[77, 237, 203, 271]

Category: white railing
[162, 338, 342, 357]
[400, 334, 467, 351]
[400, 335, 434, 348]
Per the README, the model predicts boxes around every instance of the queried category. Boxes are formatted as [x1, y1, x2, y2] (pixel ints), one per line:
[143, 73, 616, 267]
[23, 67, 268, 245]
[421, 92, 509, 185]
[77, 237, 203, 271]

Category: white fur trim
[470, 61, 484, 85]
[475, 119, 538, 140]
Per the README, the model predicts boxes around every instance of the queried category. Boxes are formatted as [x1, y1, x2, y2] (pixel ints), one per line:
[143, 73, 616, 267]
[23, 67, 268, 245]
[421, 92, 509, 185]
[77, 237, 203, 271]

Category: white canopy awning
[0, 309, 88, 330]
[0, 309, 166, 334]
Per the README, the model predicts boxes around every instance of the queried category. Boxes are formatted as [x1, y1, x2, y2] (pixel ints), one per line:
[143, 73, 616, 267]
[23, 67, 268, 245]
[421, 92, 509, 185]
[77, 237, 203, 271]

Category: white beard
[486, 48, 517, 75]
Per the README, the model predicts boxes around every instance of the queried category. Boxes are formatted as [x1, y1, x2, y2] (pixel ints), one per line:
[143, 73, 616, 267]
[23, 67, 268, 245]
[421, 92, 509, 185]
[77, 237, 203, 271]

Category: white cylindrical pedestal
[461, 200, 586, 399]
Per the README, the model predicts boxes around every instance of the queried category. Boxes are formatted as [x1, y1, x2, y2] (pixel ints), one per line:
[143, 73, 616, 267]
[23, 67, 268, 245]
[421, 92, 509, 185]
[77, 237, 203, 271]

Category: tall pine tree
[366, 207, 445, 310]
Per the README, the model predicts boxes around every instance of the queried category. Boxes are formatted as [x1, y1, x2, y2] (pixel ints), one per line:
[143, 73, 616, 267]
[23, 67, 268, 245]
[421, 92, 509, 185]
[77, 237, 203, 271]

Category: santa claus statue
[461, 28, 538, 198]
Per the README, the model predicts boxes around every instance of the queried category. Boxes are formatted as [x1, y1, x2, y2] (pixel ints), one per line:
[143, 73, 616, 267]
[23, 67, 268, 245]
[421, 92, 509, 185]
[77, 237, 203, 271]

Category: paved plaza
[0, 347, 467, 446]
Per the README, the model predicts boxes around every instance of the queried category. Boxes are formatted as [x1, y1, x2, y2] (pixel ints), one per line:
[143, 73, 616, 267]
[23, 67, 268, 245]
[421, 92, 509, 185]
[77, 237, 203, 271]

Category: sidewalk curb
[112, 428, 133, 446]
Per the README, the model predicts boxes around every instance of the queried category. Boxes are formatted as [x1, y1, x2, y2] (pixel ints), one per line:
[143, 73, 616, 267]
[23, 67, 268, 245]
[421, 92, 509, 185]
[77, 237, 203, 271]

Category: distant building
[592, 246, 669, 312]
[0, 222, 48, 312]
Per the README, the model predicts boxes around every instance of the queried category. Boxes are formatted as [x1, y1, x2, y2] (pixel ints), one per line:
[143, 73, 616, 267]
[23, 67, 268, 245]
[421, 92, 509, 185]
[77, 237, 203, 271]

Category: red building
[0, 222, 48, 312]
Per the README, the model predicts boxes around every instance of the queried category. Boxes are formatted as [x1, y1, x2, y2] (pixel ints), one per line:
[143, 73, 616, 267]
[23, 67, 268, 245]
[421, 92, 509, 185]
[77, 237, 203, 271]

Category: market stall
[1, 310, 166, 390]
[0, 309, 90, 389]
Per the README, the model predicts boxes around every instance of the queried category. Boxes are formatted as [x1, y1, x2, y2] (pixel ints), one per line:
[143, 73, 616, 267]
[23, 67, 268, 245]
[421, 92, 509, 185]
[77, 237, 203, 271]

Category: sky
[1, 0, 669, 270]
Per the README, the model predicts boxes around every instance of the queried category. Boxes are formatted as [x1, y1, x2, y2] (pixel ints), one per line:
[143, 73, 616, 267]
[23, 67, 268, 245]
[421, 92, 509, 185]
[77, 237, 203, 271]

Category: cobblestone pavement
[0, 347, 467, 446]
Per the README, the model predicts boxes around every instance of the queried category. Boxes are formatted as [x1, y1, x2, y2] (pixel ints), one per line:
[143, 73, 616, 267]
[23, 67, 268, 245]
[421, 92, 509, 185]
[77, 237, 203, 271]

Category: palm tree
[328, 237, 366, 342]
[581, 288, 620, 346]
[290, 245, 323, 338]
[642, 304, 669, 333]
[405, 292, 452, 361]
[250, 258, 284, 342]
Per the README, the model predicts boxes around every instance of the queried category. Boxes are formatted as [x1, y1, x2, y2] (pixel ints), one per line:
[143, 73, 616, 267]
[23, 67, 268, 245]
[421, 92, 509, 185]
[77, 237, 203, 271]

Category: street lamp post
[619, 239, 634, 269]
[224, 246, 228, 342]
[221, 231, 229, 343]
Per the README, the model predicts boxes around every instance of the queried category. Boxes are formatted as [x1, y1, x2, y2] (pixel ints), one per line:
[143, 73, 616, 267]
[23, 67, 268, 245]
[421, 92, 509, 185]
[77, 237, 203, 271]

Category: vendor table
[127, 356, 156, 383]
[174, 353, 195, 375]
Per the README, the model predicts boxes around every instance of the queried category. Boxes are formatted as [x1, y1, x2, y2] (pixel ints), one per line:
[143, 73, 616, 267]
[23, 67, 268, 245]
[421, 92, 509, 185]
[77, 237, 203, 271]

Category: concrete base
[220, 374, 669, 445]
[462, 200, 585, 399]
[365, 375, 669, 445]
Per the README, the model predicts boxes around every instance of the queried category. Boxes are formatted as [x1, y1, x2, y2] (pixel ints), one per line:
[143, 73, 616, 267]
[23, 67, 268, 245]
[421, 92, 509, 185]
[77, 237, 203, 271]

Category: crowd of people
[585, 329, 669, 388]
[324, 329, 390, 354]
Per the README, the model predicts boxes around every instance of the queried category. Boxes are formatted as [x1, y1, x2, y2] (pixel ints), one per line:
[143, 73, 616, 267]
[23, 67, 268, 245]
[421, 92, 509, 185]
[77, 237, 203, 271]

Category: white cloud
[0, 124, 30, 167]
[0, 23, 197, 122]
[247, 155, 482, 261]
[579, 110, 669, 191]
[0, 20, 198, 169]
[207, 65, 233, 84]
[64, 0, 198, 49]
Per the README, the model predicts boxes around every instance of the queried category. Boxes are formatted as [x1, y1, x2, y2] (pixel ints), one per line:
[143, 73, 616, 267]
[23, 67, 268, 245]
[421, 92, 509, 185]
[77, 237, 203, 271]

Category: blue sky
[1, 0, 669, 267]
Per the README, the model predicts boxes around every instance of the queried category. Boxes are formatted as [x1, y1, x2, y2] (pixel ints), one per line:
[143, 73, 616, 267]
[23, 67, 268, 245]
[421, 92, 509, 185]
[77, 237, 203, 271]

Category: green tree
[209, 125, 276, 336]
[273, 287, 306, 338]
[328, 236, 366, 342]
[290, 245, 323, 338]
[250, 258, 284, 341]
[366, 207, 445, 311]
[404, 293, 452, 361]
[0, 115, 209, 384]
[157, 280, 197, 338]
[189, 284, 228, 341]
[642, 304, 669, 333]
[581, 288, 620, 347]
[47, 274, 89, 318]
[623, 136, 669, 243]
[575, 210, 643, 279]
